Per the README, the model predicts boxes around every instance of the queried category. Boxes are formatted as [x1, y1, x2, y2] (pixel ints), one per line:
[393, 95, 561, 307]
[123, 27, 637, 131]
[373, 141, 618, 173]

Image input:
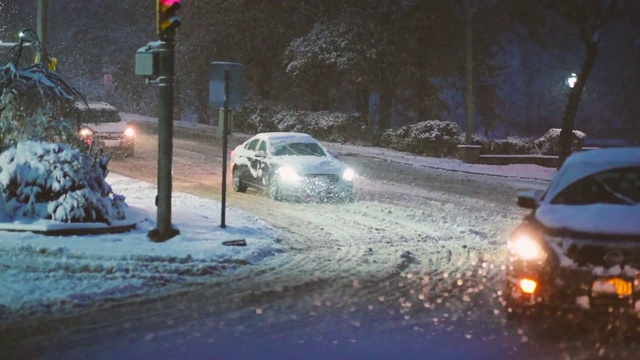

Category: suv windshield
[273, 142, 326, 157]
[551, 167, 640, 205]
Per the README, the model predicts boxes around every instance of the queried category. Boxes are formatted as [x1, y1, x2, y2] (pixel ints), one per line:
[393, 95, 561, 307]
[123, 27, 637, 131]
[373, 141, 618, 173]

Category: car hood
[82, 122, 128, 134]
[271, 156, 348, 176]
[535, 204, 640, 237]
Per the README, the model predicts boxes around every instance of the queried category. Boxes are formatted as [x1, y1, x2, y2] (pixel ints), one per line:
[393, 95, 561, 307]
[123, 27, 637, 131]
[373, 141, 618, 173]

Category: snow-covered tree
[0, 32, 127, 225]
[284, 14, 379, 111]
[0, 32, 86, 153]
[0, 141, 126, 224]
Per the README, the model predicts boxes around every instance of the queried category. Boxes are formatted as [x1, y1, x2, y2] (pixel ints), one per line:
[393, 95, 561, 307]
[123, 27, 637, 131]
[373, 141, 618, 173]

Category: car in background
[230, 132, 355, 202]
[76, 101, 135, 157]
[505, 147, 640, 318]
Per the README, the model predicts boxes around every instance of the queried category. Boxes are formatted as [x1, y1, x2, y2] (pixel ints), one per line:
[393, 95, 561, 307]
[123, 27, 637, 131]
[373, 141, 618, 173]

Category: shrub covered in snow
[274, 110, 372, 144]
[235, 101, 284, 134]
[381, 120, 462, 157]
[468, 134, 535, 155]
[0, 141, 126, 224]
[236, 101, 374, 145]
[532, 128, 587, 155]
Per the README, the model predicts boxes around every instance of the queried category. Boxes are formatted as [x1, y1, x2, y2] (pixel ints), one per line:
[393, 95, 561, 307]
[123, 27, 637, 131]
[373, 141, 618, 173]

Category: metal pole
[464, 0, 474, 144]
[220, 70, 230, 228]
[150, 32, 179, 242]
[37, 0, 48, 52]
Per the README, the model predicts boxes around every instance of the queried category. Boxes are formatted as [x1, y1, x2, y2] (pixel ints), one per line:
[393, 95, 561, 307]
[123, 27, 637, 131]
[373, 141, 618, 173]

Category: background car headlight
[342, 168, 355, 181]
[124, 127, 135, 137]
[278, 167, 302, 182]
[510, 235, 547, 261]
[79, 128, 93, 137]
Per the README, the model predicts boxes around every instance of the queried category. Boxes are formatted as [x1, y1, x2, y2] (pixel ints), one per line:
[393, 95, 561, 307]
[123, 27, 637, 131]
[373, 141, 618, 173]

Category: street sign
[209, 62, 243, 109]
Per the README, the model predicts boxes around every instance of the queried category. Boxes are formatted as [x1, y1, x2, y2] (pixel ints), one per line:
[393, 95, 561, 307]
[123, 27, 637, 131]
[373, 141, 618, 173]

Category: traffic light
[157, 0, 181, 37]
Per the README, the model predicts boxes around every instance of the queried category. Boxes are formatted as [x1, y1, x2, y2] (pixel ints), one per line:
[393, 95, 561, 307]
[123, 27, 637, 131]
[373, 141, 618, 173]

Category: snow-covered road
[8, 124, 631, 359]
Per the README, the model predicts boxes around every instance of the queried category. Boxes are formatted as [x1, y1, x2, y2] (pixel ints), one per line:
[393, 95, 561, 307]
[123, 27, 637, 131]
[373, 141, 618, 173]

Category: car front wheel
[267, 174, 282, 201]
[232, 166, 248, 193]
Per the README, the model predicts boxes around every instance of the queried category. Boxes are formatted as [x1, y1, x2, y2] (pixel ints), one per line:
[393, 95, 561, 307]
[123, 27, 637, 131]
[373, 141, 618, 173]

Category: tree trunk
[310, 80, 330, 111]
[558, 42, 598, 167]
[197, 83, 210, 125]
[257, 63, 272, 99]
[355, 82, 368, 115]
[379, 83, 393, 130]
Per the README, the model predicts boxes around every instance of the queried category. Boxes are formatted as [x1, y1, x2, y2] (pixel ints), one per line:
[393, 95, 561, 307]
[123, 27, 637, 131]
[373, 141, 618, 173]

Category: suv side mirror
[516, 190, 544, 209]
[254, 150, 266, 159]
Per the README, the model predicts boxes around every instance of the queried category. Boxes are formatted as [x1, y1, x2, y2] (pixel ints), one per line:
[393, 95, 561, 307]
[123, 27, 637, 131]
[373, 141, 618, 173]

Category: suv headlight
[79, 128, 93, 137]
[278, 167, 302, 182]
[124, 127, 135, 137]
[510, 234, 548, 261]
[342, 168, 355, 181]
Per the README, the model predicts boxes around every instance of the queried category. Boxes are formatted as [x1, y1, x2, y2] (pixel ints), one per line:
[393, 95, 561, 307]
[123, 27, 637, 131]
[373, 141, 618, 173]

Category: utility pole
[37, 0, 48, 52]
[464, 0, 474, 144]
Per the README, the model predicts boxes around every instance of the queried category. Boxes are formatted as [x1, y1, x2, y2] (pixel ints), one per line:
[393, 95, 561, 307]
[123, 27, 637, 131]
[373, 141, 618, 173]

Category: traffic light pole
[149, 32, 180, 242]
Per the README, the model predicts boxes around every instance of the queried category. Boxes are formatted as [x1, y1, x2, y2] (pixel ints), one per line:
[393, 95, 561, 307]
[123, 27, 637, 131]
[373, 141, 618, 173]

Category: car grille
[304, 174, 340, 183]
[95, 133, 123, 141]
[550, 237, 640, 268]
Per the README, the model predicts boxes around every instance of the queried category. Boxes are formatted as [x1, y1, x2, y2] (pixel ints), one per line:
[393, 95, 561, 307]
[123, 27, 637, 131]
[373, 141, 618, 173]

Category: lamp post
[567, 73, 577, 89]
[37, 0, 48, 53]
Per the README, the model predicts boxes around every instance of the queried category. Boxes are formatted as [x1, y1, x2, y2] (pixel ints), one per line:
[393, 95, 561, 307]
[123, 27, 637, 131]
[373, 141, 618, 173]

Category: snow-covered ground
[0, 174, 282, 322]
[0, 143, 556, 324]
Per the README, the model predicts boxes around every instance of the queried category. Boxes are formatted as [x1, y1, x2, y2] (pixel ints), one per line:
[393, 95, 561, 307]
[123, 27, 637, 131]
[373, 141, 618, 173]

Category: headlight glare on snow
[342, 168, 355, 181]
[279, 167, 302, 182]
[510, 234, 547, 261]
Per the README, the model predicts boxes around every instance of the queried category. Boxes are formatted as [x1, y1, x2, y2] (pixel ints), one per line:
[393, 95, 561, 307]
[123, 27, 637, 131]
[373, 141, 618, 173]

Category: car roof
[75, 101, 118, 112]
[544, 147, 640, 201]
[253, 132, 317, 143]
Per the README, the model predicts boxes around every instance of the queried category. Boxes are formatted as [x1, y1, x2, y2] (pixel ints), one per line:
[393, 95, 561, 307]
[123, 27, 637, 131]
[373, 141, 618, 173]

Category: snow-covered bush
[274, 110, 372, 144]
[0, 141, 126, 224]
[235, 101, 283, 134]
[381, 120, 463, 157]
[469, 135, 535, 155]
[236, 101, 374, 145]
[532, 128, 587, 155]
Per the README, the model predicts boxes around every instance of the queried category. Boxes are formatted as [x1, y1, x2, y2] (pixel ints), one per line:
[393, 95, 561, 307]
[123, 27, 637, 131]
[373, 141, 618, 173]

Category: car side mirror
[516, 190, 544, 209]
[329, 151, 339, 158]
[255, 150, 266, 159]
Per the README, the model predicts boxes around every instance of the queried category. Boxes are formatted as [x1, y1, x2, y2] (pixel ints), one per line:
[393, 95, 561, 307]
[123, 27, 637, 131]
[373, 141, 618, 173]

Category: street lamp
[567, 73, 577, 88]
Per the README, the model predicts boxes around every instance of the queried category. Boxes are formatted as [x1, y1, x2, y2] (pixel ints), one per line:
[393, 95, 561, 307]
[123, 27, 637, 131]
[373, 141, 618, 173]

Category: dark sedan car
[505, 147, 640, 318]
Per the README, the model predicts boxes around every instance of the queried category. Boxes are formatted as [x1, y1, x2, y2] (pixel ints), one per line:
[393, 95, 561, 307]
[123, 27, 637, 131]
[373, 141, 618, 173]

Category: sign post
[209, 62, 243, 228]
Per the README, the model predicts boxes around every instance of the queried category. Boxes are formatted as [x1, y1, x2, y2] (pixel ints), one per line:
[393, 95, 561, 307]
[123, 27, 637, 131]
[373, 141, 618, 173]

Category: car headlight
[510, 234, 548, 261]
[342, 168, 355, 181]
[79, 128, 93, 137]
[124, 127, 135, 137]
[278, 167, 302, 182]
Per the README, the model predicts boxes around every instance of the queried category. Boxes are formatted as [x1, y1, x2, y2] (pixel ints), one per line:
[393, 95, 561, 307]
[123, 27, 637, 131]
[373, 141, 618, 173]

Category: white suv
[76, 101, 135, 157]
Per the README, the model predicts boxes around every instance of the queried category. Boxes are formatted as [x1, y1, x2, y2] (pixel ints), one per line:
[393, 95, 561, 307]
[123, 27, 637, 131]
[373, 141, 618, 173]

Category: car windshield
[273, 142, 326, 157]
[551, 166, 640, 205]
[82, 110, 121, 124]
